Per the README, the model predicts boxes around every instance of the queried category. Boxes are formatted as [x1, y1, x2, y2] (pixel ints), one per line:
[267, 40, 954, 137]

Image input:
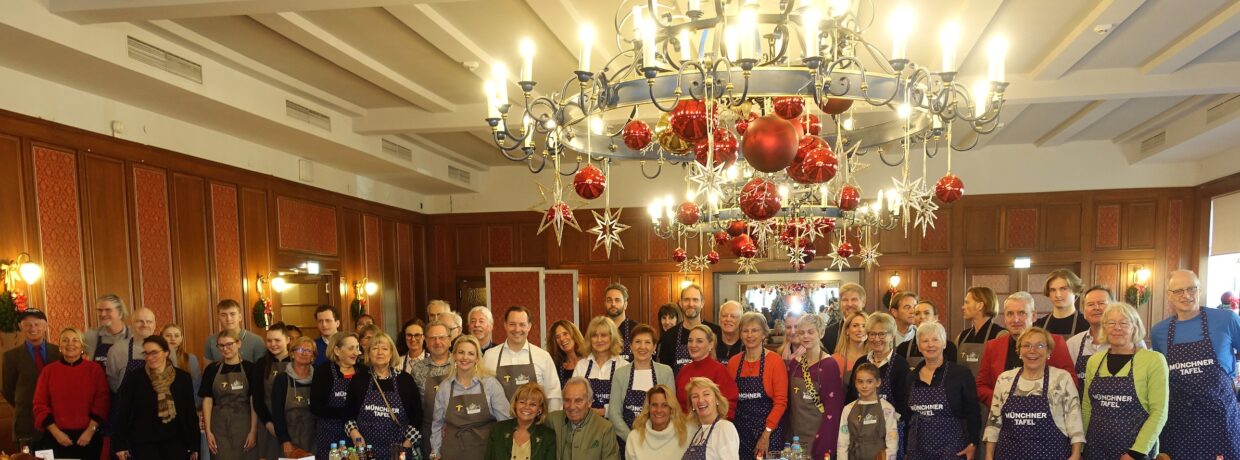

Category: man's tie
[32, 345, 45, 371]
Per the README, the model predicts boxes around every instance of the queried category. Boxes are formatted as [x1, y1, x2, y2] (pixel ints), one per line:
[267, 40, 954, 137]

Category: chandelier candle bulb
[987, 36, 1007, 82]
[483, 80, 499, 118]
[889, 5, 914, 61]
[491, 63, 509, 102]
[522, 116, 533, 148]
[518, 39, 535, 82]
[632, 6, 644, 37]
[739, 8, 757, 59]
[578, 24, 594, 71]
[688, 0, 701, 12]
[679, 29, 692, 62]
[972, 81, 989, 117]
[803, 7, 821, 59]
[829, 0, 851, 17]
[939, 22, 960, 72]
[642, 18, 658, 67]
[725, 25, 740, 60]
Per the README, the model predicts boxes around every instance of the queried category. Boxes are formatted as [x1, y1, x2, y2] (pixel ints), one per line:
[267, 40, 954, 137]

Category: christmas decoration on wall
[252, 273, 275, 329]
[1, 254, 42, 333]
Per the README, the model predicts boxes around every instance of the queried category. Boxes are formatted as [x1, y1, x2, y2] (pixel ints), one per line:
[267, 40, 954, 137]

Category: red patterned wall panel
[1093, 263, 1120, 296]
[210, 184, 243, 301]
[132, 167, 176, 321]
[587, 276, 612, 320]
[919, 211, 951, 253]
[649, 275, 672, 312]
[970, 274, 1010, 296]
[918, 269, 949, 321]
[1166, 200, 1182, 273]
[364, 215, 381, 277]
[1095, 205, 1121, 248]
[31, 146, 86, 329]
[488, 226, 514, 265]
[487, 270, 543, 346]
[543, 272, 577, 348]
[1005, 208, 1038, 250]
[276, 197, 338, 255]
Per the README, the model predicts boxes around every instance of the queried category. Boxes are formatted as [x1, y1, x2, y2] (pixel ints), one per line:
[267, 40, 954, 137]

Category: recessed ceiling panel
[434, 0, 579, 89]
[1073, 96, 1189, 141]
[176, 15, 408, 108]
[421, 131, 511, 166]
[987, 101, 1091, 145]
[1193, 31, 1240, 66]
[1075, 0, 1228, 71]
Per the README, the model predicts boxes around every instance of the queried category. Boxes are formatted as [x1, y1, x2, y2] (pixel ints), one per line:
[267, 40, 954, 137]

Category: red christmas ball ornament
[706, 250, 720, 264]
[836, 241, 854, 258]
[780, 219, 807, 245]
[788, 136, 828, 183]
[676, 201, 701, 226]
[713, 231, 729, 246]
[837, 184, 861, 211]
[773, 96, 805, 120]
[818, 97, 855, 115]
[935, 173, 965, 203]
[728, 234, 754, 257]
[726, 220, 748, 237]
[739, 241, 759, 259]
[741, 115, 800, 173]
[800, 146, 838, 184]
[740, 177, 783, 221]
[801, 246, 817, 264]
[735, 112, 758, 136]
[572, 164, 606, 200]
[793, 113, 822, 136]
[672, 247, 688, 262]
[816, 217, 836, 234]
[622, 120, 653, 150]
[544, 202, 573, 222]
[694, 128, 738, 168]
[669, 99, 710, 142]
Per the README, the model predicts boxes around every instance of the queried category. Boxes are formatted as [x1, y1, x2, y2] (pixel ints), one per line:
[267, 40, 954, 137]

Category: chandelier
[483, 0, 1009, 273]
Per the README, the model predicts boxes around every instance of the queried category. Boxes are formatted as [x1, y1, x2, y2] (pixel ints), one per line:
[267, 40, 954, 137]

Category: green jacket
[607, 361, 675, 440]
[484, 419, 557, 460]
[546, 410, 620, 460]
[1081, 348, 1169, 456]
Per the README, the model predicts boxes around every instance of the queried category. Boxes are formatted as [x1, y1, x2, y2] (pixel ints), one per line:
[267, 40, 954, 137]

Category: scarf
[148, 363, 177, 424]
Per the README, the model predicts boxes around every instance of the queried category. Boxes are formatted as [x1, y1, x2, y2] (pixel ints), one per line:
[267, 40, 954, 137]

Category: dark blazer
[484, 419, 557, 460]
[2, 341, 61, 441]
[112, 366, 199, 455]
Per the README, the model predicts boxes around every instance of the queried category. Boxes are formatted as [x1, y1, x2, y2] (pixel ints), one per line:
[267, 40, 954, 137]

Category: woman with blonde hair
[32, 327, 109, 460]
[791, 313, 846, 459]
[1081, 303, 1168, 460]
[430, 335, 511, 460]
[573, 316, 628, 416]
[833, 311, 869, 384]
[682, 377, 739, 460]
[673, 325, 738, 420]
[483, 383, 556, 460]
[311, 332, 364, 459]
[626, 384, 689, 459]
[549, 320, 585, 389]
[345, 332, 422, 460]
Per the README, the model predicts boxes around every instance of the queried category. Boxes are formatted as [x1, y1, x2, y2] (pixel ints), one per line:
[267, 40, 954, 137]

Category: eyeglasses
[142, 350, 165, 357]
[292, 348, 314, 354]
[1019, 343, 1048, 351]
[426, 335, 450, 341]
[867, 332, 889, 338]
[1168, 286, 1199, 298]
[216, 341, 238, 349]
[405, 333, 424, 339]
[1104, 321, 1132, 329]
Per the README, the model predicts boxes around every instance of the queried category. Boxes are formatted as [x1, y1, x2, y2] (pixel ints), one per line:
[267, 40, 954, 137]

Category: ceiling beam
[50, 0, 467, 24]
[949, 0, 1007, 72]
[401, 134, 490, 171]
[1114, 95, 1216, 144]
[1036, 99, 1127, 146]
[969, 104, 1029, 149]
[354, 105, 489, 134]
[1003, 60, 1240, 105]
[142, 19, 366, 117]
[385, 4, 493, 81]
[252, 12, 455, 112]
[1030, 0, 1146, 80]
[1140, 0, 1240, 75]
[1121, 94, 1240, 164]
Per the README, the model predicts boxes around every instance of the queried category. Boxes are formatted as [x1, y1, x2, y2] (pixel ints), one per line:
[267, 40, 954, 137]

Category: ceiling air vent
[285, 100, 331, 131]
[1140, 131, 1165, 153]
[381, 139, 412, 162]
[448, 166, 471, 184]
[1206, 94, 1240, 124]
[127, 36, 203, 83]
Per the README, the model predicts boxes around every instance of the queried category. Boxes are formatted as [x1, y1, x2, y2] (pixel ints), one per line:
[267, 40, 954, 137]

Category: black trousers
[39, 428, 104, 460]
[129, 438, 192, 460]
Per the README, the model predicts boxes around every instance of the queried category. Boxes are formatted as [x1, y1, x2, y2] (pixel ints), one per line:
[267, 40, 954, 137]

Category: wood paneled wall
[0, 109, 430, 361]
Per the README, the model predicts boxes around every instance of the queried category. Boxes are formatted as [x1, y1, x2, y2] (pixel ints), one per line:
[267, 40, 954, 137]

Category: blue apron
[585, 358, 617, 410]
[1083, 352, 1149, 460]
[356, 374, 412, 460]
[673, 327, 692, 373]
[733, 351, 784, 459]
[994, 370, 1072, 459]
[315, 365, 351, 459]
[906, 367, 967, 459]
[682, 420, 718, 460]
[1159, 312, 1240, 459]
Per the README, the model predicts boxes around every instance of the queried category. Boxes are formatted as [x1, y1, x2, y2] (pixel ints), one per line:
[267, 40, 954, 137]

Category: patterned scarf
[148, 363, 178, 424]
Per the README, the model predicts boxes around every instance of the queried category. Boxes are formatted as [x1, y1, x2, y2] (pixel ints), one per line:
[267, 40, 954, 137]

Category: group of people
[3, 268, 1238, 460]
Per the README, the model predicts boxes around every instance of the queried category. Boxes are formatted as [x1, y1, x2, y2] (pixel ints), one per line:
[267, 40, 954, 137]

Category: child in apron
[837, 364, 898, 460]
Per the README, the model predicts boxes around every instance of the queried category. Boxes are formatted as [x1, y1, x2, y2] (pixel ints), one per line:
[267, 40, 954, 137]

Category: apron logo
[792, 387, 799, 394]
[231, 381, 244, 390]
[455, 404, 463, 412]
[1092, 394, 1133, 408]
[467, 403, 481, 415]
[1005, 411, 1049, 426]
[862, 413, 878, 425]
[334, 391, 347, 398]
[964, 352, 979, 362]
[626, 404, 642, 413]
[1169, 358, 1215, 376]
[503, 375, 512, 382]
[515, 374, 530, 385]
[910, 403, 944, 416]
[738, 392, 763, 401]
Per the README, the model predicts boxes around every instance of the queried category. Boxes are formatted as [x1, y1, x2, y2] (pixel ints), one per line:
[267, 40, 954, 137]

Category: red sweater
[33, 358, 110, 431]
[675, 358, 738, 420]
[974, 334, 1078, 407]
[726, 350, 788, 430]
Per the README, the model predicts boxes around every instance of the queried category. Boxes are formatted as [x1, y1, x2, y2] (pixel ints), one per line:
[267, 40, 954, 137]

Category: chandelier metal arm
[639, 159, 664, 179]
[527, 154, 547, 174]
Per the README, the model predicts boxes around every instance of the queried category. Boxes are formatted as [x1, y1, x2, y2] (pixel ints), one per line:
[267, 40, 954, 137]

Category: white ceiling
[3, 0, 1240, 200]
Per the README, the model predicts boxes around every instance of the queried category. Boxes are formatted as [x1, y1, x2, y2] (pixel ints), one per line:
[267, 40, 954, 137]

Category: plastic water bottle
[367, 444, 376, 460]
[329, 443, 341, 460]
[791, 436, 802, 460]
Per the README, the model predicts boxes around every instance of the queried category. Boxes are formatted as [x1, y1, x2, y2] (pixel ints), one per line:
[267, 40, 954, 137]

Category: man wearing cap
[2, 309, 62, 448]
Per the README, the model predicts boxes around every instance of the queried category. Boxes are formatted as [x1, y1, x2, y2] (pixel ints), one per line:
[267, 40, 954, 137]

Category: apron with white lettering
[1160, 312, 1240, 459]
[210, 363, 258, 460]
[673, 327, 692, 373]
[734, 351, 784, 458]
[283, 374, 315, 453]
[315, 366, 351, 459]
[585, 358, 617, 410]
[421, 373, 448, 460]
[906, 367, 967, 460]
[356, 374, 411, 460]
[681, 420, 717, 460]
[1073, 334, 1092, 384]
[1083, 353, 1149, 460]
[994, 371, 1071, 459]
[845, 403, 886, 460]
[621, 365, 656, 428]
[442, 383, 495, 460]
[494, 347, 538, 401]
[874, 357, 906, 460]
[619, 320, 634, 363]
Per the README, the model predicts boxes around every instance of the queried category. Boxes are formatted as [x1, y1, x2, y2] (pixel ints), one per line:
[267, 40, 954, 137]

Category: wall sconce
[1, 253, 43, 292]
[351, 277, 378, 318]
[271, 276, 289, 293]
[1125, 265, 1152, 306]
[888, 272, 901, 289]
